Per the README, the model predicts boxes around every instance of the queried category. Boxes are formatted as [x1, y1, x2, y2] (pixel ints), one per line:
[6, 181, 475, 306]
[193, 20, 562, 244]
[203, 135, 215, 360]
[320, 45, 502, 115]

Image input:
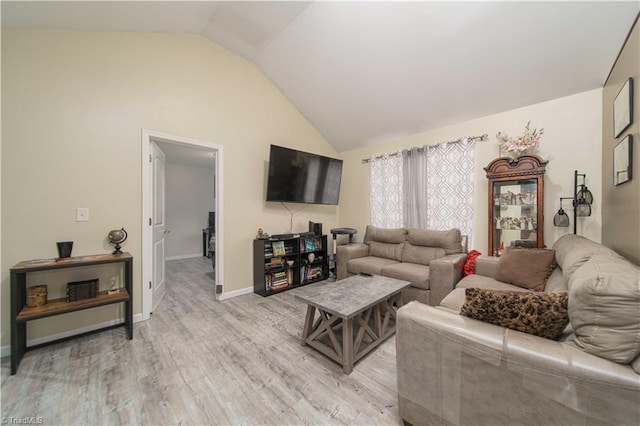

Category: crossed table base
[295, 274, 411, 374]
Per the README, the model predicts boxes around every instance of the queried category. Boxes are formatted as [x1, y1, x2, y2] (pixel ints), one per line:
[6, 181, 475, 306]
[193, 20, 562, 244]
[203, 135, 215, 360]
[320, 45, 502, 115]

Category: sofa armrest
[396, 302, 640, 426]
[429, 253, 466, 306]
[474, 255, 500, 278]
[336, 243, 369, 280]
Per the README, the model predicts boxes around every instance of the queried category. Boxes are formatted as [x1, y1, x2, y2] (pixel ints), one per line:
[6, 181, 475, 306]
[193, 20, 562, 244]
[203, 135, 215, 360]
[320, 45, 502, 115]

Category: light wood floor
[1, 257, 402, 425]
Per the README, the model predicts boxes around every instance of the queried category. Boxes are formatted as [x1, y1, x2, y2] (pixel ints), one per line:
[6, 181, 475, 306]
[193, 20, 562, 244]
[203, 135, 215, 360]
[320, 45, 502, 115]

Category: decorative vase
[56, 241, 73, 258]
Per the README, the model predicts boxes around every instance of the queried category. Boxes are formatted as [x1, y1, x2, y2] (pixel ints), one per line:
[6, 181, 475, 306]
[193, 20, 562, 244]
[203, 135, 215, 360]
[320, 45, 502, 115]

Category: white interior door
[142, 129, 224, 319]
[151, 142, 167, 311]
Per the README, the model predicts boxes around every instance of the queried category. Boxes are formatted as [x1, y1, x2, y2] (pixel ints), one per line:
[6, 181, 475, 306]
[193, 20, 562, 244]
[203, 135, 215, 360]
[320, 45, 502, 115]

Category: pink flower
[496, 121, 544, 155]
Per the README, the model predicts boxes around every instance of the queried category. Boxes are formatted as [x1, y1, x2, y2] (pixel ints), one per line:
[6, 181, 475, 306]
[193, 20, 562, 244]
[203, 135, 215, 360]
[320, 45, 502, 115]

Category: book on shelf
[266, 257, 284, 267]
[272, 241, 286, 256]
[300, 265, 323, 282]
[301, 237, 322, 253]
[266, 269, 292, 290]
[266, 265, 285, 273]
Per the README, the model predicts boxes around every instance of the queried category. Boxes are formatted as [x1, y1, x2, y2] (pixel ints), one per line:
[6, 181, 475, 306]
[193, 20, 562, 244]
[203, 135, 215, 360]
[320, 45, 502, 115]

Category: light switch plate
[76, 208, 89, 222]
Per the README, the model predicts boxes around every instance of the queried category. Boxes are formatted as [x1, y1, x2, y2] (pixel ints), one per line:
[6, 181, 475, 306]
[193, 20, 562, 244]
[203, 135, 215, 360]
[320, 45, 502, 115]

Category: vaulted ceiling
[3, 1, 639, 152]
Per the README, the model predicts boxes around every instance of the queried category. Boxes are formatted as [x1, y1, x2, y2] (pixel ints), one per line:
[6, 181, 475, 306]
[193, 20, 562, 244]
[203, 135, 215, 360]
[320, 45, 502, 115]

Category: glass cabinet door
[485, 155, 547, 256]
[492, 179, 538, 256]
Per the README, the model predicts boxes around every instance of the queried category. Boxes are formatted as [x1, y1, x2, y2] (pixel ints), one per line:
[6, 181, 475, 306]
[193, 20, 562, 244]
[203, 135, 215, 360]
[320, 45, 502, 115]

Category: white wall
[339, 89, 603, 253]
[165, 163, 214, 259]
[1, 29, 340, 346]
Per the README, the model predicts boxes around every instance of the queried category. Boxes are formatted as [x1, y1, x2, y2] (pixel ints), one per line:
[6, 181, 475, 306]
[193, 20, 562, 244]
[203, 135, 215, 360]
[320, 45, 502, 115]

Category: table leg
[125, 259, 134, 340]
[342, 317, 354, 374]
[301, 305, 316, 345]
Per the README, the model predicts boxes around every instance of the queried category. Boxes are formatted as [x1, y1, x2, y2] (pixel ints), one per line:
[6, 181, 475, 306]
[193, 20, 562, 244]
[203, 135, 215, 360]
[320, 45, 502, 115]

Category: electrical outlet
[76, 208, 89, 222]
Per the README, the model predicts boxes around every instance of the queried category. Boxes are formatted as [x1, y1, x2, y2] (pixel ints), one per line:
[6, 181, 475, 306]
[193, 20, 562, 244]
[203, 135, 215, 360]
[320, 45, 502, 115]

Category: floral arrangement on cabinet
[496, 121, 544, 158]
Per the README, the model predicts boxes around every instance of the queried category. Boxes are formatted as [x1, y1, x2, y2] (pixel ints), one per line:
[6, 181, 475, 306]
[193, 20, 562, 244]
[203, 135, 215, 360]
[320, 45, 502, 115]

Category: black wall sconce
[553, 170, 593, 234]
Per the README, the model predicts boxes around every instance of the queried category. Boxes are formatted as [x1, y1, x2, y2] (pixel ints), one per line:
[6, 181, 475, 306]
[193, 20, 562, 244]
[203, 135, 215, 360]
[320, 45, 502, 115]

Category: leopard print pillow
[460, 288, 569, 340]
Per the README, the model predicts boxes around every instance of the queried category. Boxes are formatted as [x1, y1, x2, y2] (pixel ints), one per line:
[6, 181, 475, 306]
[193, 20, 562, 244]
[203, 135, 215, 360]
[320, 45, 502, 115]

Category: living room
[2, 2, 639, 425]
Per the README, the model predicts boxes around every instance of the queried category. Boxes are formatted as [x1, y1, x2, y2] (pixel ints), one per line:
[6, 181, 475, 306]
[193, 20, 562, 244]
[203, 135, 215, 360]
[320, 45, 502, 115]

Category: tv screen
[266, 145, 343, 205]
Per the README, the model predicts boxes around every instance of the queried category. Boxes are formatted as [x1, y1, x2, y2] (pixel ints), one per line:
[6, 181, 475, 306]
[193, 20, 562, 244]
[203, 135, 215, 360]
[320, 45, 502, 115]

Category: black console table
[10, 253, 133, 375]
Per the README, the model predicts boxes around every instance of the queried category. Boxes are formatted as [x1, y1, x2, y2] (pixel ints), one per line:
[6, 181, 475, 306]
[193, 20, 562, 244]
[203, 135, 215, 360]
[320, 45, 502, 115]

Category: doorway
[141, 129, 224, 320]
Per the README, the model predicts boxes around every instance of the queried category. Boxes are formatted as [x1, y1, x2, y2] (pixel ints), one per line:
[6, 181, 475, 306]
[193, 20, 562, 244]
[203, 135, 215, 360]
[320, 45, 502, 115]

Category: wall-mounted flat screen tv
[266, 145, 343, 205]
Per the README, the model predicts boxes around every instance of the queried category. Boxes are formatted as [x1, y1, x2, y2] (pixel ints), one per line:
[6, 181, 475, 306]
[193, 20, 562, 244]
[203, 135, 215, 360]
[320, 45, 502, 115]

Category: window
[369, 138, 475, 246]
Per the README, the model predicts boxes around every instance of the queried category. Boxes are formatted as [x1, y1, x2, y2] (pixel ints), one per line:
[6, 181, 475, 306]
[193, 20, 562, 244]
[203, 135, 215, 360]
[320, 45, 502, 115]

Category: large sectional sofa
[396, 234, 640, 425]
[336, 226, 466, 306]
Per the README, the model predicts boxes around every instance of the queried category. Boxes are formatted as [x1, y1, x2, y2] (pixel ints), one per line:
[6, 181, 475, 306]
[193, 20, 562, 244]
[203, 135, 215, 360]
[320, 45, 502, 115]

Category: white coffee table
[294, 274, 411, 374]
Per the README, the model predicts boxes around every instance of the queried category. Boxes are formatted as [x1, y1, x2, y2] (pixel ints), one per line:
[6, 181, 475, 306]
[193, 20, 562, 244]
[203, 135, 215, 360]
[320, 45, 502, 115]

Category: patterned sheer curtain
[423, 138, 475, 246]
[370, 138, 475, 246]
[369, 153, 403, 228]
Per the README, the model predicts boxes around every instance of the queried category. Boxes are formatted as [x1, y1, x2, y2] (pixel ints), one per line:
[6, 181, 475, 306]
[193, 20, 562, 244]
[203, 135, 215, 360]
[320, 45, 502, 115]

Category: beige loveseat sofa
[396, 234, 640, 426]
[336, 226, 466, 306]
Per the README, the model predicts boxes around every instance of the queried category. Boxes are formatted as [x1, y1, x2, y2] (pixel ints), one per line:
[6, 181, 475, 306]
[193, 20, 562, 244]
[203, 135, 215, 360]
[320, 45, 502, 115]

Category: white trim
[0, 314, 145, 358]
[142, 129, 224, 316]
[165, 253, 204, 261]
[218, 286, 253, 300]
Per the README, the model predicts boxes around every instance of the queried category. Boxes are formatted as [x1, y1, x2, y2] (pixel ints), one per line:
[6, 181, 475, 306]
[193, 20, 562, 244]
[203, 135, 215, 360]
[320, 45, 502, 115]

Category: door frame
[141, 129, 224, 320]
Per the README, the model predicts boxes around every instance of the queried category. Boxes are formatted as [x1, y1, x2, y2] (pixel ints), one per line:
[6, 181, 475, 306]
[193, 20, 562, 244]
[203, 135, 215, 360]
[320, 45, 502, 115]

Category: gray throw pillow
[495, 248, 556, 291]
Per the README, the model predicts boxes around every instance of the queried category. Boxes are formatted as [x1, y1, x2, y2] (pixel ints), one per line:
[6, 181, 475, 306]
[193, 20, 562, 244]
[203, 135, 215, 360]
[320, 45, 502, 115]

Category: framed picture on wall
[613, 77, 633, 138]
[613, 135, 632, 186]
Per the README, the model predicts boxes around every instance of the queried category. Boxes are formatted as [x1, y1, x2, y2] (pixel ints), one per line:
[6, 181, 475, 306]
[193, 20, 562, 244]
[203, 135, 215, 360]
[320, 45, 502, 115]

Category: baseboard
[165, 253, 203, 261]
[0, 313, 144, 358]
[217, 286, 253, 300]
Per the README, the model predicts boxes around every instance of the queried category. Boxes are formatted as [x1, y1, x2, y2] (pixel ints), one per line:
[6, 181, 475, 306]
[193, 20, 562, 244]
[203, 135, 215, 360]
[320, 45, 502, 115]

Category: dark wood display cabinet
[253, 234, 329, 296]
[10, 253, 133, 375]
[485, 155, 548, 256]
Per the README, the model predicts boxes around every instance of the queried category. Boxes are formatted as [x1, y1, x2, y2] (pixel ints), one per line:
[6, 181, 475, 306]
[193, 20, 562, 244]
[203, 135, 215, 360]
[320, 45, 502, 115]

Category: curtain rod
[361, 134, 488, 164]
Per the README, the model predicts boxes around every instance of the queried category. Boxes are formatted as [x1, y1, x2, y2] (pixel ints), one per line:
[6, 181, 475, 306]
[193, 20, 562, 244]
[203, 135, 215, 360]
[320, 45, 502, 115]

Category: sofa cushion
[568, 254, 640, 364]
[544, 268, 568, 293]
[407, 228, 463, 254]
[439, 287, 467, 311]
[474, 255, 500, 278]
[456, 274, 528, 292]
[401, 243, 445, 266]
[381, 263, 430, 289]
[632, 353, 640, 375]
[460, 288, 569, 340]
[553, 234, 620, 284]
[495, 248, 556, 291]
[447, 275, 531, 312]
[369, 241, 404, 261]
[346, 256, 399, 276]
[363, 225, 407, 244]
